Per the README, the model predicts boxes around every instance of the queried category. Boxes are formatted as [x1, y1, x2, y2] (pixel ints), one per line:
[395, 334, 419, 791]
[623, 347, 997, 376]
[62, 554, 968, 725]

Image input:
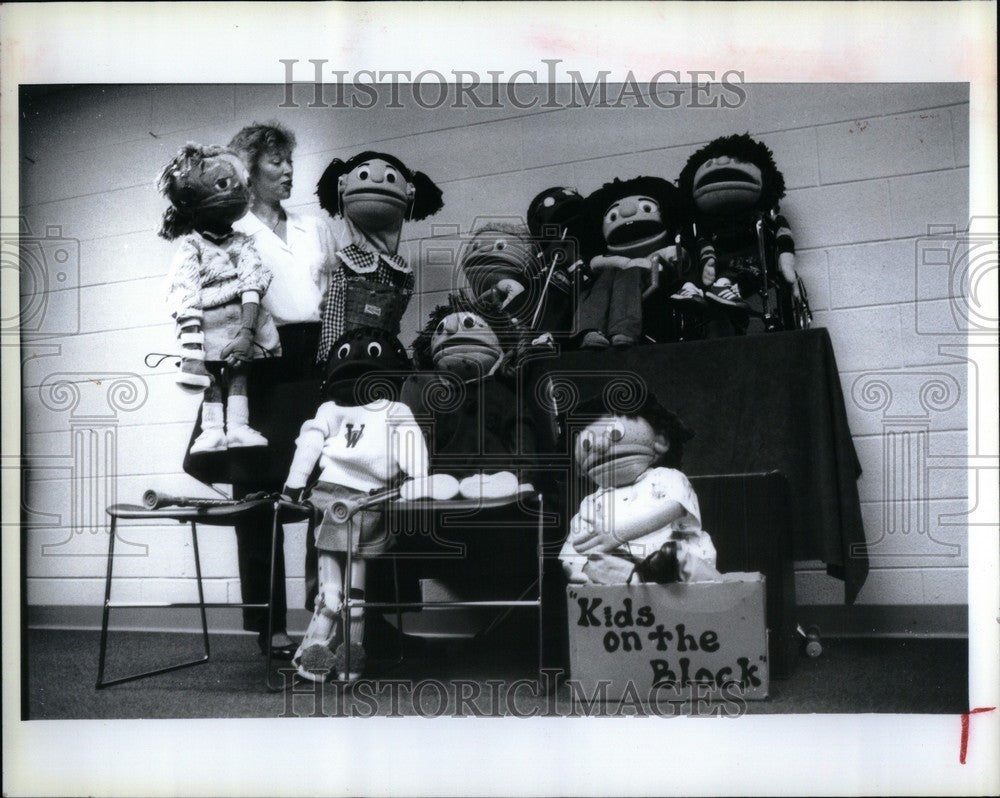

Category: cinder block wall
[19, 83, 969, 622]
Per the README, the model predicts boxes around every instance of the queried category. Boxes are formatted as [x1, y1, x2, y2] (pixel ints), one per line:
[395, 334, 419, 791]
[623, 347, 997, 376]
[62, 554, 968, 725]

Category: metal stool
[97, 496, 313, 691]
[317, 486, 547, 685]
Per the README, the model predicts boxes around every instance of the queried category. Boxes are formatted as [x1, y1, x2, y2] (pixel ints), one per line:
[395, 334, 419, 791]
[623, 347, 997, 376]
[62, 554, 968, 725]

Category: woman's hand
[221, 328, 254, 368]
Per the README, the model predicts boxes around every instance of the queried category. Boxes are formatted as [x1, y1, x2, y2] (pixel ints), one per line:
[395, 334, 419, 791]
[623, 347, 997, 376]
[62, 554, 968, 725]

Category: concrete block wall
[19, 83, 970, 621]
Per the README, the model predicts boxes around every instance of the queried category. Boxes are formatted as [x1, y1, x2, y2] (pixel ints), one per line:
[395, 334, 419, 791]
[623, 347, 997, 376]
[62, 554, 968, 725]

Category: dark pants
[575, 267, 643, 340]
[233, 322, 321, 633]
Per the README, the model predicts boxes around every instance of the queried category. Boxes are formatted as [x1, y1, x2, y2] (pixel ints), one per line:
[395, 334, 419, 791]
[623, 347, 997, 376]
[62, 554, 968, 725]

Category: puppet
[559, 393, 721, 585]
[676, 133, 806, 331]
[159, 143, 280, 454]
[315, 151, 444, 364]
[285, 326, 428, 683]
[525, 187, 599, 339]
[459, 223, 541, 324]
[399, 293, 536, 502]
[577, 177, 688, 349]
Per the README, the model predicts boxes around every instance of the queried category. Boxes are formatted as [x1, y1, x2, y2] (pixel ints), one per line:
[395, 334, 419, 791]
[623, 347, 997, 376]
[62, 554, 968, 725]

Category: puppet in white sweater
[284, 327, 428, 682]
[159, 143, 280, 454]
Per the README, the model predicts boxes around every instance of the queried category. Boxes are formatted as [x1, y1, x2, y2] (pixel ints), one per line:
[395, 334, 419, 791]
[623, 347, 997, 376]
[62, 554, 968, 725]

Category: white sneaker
[459, 471, 520, 500]
[226, 425, 268, 448]
[190, 427, 227, 454]
[399, 473, 460, 502]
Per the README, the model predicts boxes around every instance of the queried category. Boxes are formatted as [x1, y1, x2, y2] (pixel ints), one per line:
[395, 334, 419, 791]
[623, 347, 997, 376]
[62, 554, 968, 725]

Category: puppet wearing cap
[559, 392, 721, 585]
[525, 187, 600, 340]
[675, 133, 803, 330]
[315, 151, 443, 365]
[399, 293, 536, 503]
[159, 143, 281, 455]
[577, 177, 688, 349]
[284, 327, 428, 683]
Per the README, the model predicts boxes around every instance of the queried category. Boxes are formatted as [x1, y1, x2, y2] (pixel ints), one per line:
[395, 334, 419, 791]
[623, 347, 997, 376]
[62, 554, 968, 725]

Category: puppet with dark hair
[159, 143, 281, 455]
[559, 391, 722, 586]
[676, 133, 805, 332]
[315, 151, 444, 365]
[399, 293, 537, 503]
[577, 176, 690, 349]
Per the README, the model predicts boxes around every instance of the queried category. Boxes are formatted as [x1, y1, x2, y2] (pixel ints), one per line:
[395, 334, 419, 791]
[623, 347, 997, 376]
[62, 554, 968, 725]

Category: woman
[202, 121, 334, 658]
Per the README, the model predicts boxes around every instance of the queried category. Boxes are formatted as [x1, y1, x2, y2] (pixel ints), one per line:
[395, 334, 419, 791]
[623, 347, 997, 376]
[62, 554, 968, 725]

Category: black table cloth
[526, 328, 868, 604]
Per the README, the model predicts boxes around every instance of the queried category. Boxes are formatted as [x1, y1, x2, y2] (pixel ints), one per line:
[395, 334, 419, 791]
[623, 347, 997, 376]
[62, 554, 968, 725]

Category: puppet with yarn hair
[676, 133, 806, 332]
[315, 151, 444, 365]
[159, 143, 280, 454]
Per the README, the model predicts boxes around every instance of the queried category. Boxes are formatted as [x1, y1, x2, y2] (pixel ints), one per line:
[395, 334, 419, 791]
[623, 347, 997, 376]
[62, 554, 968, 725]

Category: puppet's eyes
[462, 316, 476, 329]
[385, 170, 397, 184]
[543, 196, 556, 207]
[436, 321, 445, 334]
[641, 203, 653, 213]
[494, 240, 507, 251]
[581, 438, 592, 453]
[367, 341, 383, 357]
[358, 169, 369, 180]
[608, 211, 618, 222]
[608, 426, 625, 443]
[337, 343, 351, 359]
[216, 177, 231, 190]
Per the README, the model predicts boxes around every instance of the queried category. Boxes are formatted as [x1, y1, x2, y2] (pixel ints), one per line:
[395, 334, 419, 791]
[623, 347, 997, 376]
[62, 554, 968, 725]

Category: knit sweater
[286, 399, 429, 493]
[165, 232, 272, 321]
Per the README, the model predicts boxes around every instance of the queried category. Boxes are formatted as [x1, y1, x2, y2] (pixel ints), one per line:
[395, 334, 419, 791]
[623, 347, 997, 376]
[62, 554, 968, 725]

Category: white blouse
[232, 209, 338, 327]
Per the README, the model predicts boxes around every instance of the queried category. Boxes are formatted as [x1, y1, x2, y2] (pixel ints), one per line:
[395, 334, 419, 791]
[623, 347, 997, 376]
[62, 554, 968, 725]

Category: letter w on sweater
[286, 400, 429, 493]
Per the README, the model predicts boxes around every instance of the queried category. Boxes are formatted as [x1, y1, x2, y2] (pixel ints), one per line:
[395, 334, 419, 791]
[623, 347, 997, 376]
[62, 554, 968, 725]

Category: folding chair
[97, 495, 313, 691]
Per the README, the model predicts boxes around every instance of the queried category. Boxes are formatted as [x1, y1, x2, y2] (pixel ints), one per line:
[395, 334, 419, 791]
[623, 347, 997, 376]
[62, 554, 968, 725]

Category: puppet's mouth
[605, 219, 664, 248]
[584, 444, 657, 474]
[344, 187, 408, 207]
[434, 337, 503, 358]
[693, 168, 763, 204]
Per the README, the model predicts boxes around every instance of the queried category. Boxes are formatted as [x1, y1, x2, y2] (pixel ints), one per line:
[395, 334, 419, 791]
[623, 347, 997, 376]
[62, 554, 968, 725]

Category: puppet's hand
[778, 252, 801, 300]
[701, 260, 717, 287]
[571, 522, 623, 555]
[221, 329, 254, 369]
[626, 257, 655, 271]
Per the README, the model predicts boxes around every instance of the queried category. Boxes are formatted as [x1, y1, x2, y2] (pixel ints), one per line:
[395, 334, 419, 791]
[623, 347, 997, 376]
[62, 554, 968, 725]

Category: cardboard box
[566, 572, 769, 702]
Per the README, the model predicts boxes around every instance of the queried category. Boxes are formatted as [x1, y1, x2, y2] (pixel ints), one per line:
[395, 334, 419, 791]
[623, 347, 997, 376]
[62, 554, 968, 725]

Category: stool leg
[190, 522, 210, 661]
[342, 518, 353, 684]
[536, 493, 545, 687]
[96, 516, 118, 689]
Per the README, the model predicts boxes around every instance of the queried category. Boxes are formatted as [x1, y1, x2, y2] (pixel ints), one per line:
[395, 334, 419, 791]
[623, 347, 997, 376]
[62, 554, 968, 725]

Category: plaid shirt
[317, 244, 414, 364]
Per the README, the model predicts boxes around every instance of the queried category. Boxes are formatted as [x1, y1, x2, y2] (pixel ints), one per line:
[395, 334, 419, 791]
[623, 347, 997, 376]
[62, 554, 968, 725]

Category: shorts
[309, 481, 391, 557]
[201, 300, 282, 362]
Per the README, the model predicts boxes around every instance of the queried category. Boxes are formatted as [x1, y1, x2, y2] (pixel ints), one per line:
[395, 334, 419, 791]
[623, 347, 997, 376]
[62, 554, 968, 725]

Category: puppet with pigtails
[675, 133, 810, 333]
[314, 151, 444, 365]
[159, 143, 281, 455]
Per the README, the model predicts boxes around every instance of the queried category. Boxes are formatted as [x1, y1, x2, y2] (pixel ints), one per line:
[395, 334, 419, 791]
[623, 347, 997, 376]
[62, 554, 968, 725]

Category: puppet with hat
[675, 133, 806, 332]
[315, 151, 444, 365]
[284, 324, 428, 683]
[159, 143, 281, 455]
[399, 292, 537, 503]
[576, 176, 689, 349]
[559, 389, 721, 586]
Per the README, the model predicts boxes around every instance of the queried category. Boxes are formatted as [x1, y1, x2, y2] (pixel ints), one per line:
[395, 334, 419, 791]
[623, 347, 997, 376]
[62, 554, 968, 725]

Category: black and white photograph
[2, 3, 997, 796]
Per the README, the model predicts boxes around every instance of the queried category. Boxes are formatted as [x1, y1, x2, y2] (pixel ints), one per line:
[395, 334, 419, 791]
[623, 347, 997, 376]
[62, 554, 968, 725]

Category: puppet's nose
[367, 163, 385, 183]
[441, 315, 460, 334]
[714, 155, 732, 166]
[618, 199, 639, 219]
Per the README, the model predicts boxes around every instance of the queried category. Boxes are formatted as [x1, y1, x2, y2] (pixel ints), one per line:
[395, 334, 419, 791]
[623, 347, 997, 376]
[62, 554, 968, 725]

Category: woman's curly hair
[228, 121, 297, 173]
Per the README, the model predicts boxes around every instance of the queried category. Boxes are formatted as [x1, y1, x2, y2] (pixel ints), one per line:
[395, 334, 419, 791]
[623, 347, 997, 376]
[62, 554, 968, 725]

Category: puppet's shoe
[333, 642, 367, 683]
[580, 331, 610, 350]
[670, 282, 708, 307]
[610, 334, 637, 349]
[226, 425, 268, 448]
[295, 643, 337, 682]
[399, 474, 460, 502]
[189, 427, 227, 454]
[459, 471, 519, 500]
[705, 282, 750, 310]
